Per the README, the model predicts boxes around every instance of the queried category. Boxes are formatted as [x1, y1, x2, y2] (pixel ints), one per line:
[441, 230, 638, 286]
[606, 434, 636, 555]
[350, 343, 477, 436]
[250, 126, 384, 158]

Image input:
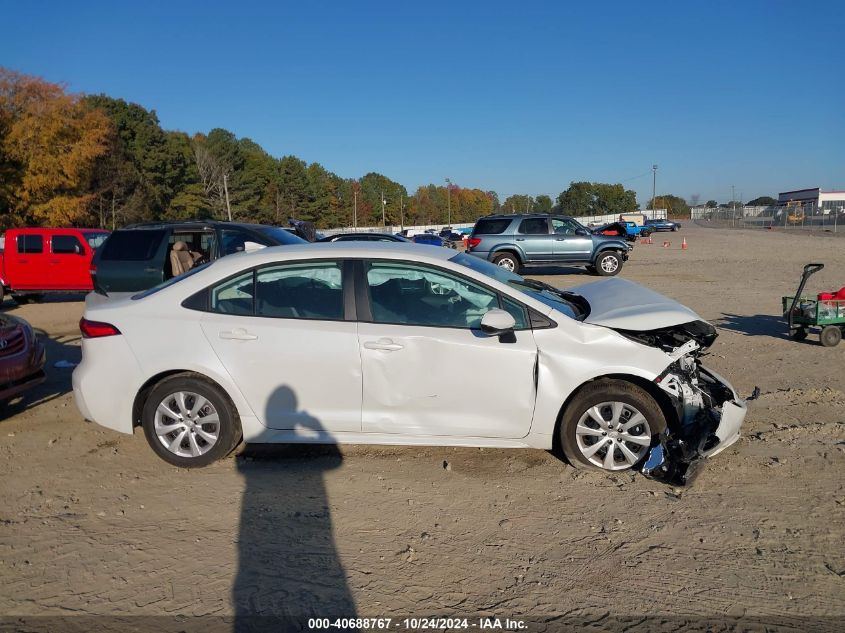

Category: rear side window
[17, 234, 43, 254]
[518, 218, 549, 235]
[51, 235, 84, 254]
[473, 218, 511, 235]
[256, 262, 343, 320]
[211, 271, 255, 316]
[100, 230, 166, 261]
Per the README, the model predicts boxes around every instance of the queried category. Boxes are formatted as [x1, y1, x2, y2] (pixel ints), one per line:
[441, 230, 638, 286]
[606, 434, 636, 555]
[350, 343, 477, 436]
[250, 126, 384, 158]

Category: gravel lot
[1, 225, 843, 631]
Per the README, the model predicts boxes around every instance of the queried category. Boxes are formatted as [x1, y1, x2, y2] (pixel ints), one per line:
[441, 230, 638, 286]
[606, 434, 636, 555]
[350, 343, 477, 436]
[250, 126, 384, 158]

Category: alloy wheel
[154, 391, 220, 458]
[574, 401, 651, 470]
[600, 255, 619, 274]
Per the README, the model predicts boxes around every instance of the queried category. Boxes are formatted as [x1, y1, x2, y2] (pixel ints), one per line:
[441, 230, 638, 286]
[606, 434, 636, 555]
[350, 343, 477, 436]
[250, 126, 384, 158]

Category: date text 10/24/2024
[308, 617, 528, 630]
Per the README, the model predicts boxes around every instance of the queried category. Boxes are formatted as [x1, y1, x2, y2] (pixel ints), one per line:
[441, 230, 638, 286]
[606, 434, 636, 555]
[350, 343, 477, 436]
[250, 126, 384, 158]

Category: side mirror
[480, 308, 516, 336]
[575, 228, 590, 236]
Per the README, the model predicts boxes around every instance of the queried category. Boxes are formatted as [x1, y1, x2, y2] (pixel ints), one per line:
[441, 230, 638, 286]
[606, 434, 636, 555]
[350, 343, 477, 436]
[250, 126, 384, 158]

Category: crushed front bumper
[639, 367, 750, 486]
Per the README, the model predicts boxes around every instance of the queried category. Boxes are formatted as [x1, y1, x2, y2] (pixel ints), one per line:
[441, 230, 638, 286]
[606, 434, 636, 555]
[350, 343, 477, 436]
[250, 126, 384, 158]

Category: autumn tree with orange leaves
[0, 69, 110, 226]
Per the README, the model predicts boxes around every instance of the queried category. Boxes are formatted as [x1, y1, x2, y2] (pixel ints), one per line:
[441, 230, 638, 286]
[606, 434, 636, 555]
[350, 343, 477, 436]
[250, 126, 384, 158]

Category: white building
[778, 188, 845, 215]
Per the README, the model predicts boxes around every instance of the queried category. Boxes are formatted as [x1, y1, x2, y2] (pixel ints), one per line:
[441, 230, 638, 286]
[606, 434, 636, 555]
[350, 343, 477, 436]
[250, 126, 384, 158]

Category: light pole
[381, 192, 387, 227]
[651, 164, 657, 214]
[353, 188, 358, 229]
[445, 178, 451, 227]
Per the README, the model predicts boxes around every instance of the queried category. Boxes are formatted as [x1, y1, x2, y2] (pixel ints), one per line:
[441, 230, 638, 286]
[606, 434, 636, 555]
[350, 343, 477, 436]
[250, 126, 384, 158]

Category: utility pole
[399, 193, 404, 229]
[445, 178, 451, 227]
[651, 164, 657, 214]
[381, 191, 386, 227]
[353, 188, 358, 229]
[223, 171, 232, 221]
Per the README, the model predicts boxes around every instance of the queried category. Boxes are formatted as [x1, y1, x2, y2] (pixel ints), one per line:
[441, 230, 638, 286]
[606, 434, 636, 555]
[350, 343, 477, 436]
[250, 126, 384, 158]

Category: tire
[141, 373, 242, 467]
[820, 325, 842, 348]
[0, 285, 4, 305]
[671, 227, 677, 232]
[585, 265, 596, 274]
[559, 379, 666, 472]
[492, 252, 520, 273]
[792, 327, 808, 341]
[594, 251, 622, 276]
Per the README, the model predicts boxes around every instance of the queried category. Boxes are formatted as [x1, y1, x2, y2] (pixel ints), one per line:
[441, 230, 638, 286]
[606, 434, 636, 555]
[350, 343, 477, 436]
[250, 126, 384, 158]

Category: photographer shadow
[234, 385, 357, 632]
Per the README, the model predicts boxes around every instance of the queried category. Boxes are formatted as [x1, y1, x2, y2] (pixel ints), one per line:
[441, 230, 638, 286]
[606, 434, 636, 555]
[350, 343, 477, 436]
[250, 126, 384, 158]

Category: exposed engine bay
[612, 320, 755, 485]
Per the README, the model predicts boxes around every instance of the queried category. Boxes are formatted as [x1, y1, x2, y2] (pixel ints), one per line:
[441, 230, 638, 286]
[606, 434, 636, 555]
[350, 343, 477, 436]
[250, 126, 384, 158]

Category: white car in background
[72, 243, 748, 484]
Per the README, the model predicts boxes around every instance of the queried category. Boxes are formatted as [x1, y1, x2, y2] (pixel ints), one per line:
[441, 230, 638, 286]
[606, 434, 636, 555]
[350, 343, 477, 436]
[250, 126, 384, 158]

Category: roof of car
[479, 213, 574, 220]
[211, 241, 453, 272]
[121, 220, 277, 231]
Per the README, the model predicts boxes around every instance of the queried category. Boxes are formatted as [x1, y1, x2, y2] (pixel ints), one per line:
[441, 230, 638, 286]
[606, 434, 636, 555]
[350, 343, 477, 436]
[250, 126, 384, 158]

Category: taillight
[79, 318, 121, 339]
[89, 263, 97, 276]
[468, 237, 482, 249]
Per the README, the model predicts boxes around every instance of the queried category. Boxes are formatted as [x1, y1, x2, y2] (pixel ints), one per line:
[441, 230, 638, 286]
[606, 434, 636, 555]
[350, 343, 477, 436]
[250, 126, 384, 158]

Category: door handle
[555, 238, 566, 241]
[363, 338, 404, 352]
[219, 328, 258, 341]
[515, 238, 525, 241]
[143, 267, 158, 273]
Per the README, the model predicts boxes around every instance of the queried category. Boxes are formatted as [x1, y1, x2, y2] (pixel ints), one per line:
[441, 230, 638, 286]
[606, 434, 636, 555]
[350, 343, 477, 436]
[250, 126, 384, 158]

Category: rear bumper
[640, 368, 748, 486]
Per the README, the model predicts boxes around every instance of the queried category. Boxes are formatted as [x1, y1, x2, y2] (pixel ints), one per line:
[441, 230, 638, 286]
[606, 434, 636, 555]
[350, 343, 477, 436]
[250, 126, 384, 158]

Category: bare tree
[193, 142, 232, 220]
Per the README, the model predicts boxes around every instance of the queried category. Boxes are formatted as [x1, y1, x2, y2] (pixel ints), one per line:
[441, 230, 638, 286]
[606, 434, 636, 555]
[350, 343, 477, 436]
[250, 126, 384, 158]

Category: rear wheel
[820, 325, 842, 348]
[492, 252, 520, 273]
[594, 251, 622, 276]
[141, 374, 241, 467]
[560, 379, 665, 472]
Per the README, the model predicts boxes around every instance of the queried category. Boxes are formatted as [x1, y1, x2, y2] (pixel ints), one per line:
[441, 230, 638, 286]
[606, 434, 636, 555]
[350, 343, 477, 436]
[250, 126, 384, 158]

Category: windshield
[450, 252, 585, 320]
[257, 227, 308, 245]
[131, 263, 212, 300]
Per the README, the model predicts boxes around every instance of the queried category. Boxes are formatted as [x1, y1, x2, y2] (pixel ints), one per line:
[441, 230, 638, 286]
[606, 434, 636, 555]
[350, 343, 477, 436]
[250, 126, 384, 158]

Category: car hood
[570, 278, 702, 330]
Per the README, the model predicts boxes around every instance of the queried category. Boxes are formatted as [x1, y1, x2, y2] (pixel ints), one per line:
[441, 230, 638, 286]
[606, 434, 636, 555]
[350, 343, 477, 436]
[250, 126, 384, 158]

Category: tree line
[2, 68, 674, 230]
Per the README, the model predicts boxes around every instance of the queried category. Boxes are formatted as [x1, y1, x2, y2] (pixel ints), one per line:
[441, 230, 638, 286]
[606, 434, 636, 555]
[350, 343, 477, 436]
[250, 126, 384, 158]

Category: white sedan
[72, 243, 747, 484]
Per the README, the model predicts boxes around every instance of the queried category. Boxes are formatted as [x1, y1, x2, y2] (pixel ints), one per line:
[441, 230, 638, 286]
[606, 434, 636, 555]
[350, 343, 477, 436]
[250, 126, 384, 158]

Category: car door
[358, 260, 538, 438]
[48, 232, 90, 290]
[515, 217, 554, 261]
[199, 259, 362, 433]
[551, 218, 593, 260]
[8, 233, 46, 289]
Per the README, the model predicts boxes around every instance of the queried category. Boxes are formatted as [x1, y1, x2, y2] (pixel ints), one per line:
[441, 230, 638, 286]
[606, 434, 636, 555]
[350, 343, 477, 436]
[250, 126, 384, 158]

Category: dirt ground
[1, 225, 844, 631]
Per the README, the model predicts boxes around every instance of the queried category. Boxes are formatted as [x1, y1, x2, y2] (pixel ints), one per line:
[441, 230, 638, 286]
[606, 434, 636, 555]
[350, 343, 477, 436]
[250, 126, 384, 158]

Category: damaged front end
[615, 320, 754, 486]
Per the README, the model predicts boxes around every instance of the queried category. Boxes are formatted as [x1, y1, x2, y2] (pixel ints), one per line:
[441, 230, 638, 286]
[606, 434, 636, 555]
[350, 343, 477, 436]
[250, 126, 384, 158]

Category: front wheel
[560, 379, 666, 472]
[594, 251, 622, 276]
[141, 373, 242, 467]
[492, 252, 520, 273]
[792, 327, 808, 341]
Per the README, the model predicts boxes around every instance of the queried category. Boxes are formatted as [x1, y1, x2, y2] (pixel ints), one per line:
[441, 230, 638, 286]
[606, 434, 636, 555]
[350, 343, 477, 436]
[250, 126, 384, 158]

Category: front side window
[255, 262, 343, 320]
[551, 218, 582, 235]
[51, 235, 84, 254]
[518, 218, 549, 235]
[366, 262, 498, 329]
[17, 234, 43, 254]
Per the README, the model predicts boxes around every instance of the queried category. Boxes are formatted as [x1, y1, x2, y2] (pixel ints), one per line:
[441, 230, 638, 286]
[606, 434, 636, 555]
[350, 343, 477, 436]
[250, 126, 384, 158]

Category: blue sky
[2, 0, 843, 205]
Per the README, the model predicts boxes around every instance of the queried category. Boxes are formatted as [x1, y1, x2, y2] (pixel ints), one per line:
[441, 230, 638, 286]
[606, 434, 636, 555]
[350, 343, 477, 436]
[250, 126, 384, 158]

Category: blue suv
[466, 214, 632, 276]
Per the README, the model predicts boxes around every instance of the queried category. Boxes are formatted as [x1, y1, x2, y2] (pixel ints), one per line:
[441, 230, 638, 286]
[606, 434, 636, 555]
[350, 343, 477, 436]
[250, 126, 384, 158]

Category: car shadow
[0, 327, 80, 419]
[234, 385, 356, 630]
[716, 313, 791, 340]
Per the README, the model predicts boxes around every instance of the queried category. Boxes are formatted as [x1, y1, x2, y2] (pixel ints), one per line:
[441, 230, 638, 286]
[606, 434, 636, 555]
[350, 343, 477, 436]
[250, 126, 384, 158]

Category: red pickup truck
[0, 228, 110, 304]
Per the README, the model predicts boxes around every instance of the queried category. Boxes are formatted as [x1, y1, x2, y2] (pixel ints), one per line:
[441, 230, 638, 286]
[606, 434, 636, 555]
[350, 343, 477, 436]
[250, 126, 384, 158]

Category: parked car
[590, 221, 648, 243]
[91, 220, 305, 294]
[319, 232, 411, 243]
[411, 233, 454, 248]
[645, 219, 681, 232]
[467, 214, 632, 276]
[0, 313, 46, 404]
[0, 228, 110, 304]
[73, 242, 747, 485]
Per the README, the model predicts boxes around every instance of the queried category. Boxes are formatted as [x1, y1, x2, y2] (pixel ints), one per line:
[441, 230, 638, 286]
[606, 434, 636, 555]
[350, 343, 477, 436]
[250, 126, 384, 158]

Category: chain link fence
[692, 204, 845, 233]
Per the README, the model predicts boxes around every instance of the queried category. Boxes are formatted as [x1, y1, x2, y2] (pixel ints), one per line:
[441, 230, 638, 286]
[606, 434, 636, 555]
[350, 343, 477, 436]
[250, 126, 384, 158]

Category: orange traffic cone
[681, 237, 688, 251]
